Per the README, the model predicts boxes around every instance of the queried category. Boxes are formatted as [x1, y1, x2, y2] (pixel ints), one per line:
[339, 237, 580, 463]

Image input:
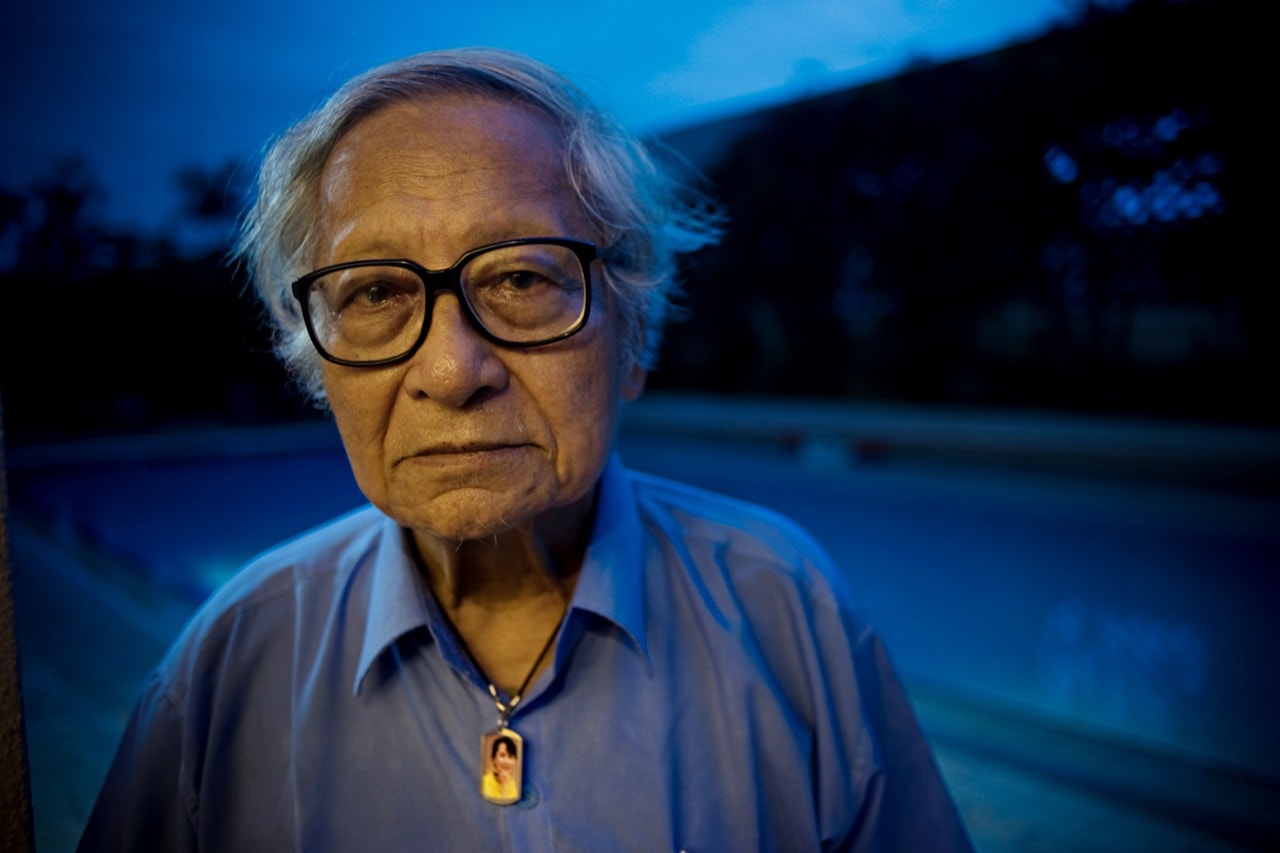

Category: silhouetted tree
[657, 0, 1265, 422]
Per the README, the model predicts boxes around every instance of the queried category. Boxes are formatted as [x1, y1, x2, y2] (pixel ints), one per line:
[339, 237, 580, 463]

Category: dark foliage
[655, 0, 1270, 424]
[0, 160, 317, 443]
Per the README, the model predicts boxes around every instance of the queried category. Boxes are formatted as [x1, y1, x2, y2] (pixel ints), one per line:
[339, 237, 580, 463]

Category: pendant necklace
[460, 614, 563, 806]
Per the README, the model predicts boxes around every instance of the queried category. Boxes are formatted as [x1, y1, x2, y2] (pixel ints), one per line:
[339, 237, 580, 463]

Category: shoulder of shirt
[624, 467, 852, 603]
[157, 504, 389, 674]
[626, 467, 823, 559]
[620, 466, 878, 669]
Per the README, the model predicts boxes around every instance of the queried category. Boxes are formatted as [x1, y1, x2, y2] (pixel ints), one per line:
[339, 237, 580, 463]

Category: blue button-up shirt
[80, 455, 970, 851]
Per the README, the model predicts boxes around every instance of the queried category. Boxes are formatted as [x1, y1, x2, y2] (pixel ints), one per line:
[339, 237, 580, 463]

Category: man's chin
[387, 489, 540, 543]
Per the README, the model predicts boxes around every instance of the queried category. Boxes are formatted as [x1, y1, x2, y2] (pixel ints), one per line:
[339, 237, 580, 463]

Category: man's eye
[504, 271, 554, 290]
[354, 284, 394, 305]
[333, 277, 416, 310]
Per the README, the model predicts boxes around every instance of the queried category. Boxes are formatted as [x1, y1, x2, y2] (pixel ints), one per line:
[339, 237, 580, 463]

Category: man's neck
[409, 493, 593, 694]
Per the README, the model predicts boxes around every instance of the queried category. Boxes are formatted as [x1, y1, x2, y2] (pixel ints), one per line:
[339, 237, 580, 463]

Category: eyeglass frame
[289, 237, 599, 367]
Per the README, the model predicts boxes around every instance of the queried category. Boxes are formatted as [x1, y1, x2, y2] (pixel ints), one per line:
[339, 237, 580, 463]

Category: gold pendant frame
[480, 727, 523, 805]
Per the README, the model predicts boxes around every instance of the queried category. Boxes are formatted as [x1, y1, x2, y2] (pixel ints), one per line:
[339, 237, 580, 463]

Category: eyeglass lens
[303, 242, 589, 363]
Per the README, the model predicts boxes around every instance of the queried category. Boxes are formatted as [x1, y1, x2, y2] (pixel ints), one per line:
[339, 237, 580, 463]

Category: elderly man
[80, 48, 971, 851]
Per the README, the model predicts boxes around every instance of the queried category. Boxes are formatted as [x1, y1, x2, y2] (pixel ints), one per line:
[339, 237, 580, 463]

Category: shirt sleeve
[843, 624, 974, 852]
[77, 668, 198, 853]
[717, 505, 973, 851]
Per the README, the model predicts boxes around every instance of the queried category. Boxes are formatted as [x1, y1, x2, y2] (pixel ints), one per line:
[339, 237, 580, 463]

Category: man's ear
[621, 322, 648, 402]
[622, 360, 647, 402]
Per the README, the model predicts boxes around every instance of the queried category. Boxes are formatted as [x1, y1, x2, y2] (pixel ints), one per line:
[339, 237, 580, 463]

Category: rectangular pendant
[480, 727, 523, 805]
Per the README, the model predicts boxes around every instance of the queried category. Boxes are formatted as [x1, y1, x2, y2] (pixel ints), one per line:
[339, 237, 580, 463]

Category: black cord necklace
[454, 612, 565, 806]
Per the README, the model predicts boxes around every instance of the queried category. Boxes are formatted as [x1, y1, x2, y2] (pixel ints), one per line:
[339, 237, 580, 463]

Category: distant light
[1195, 152, 1222, 177]
[1101, 117, 1140, 150]
[852, 170, 885, 199]
[1154, 109, 1189, 142]
[1111, 184, 1148, 225]
[1043, 145, 1079, 183]
[1094, 172, 1225, 229]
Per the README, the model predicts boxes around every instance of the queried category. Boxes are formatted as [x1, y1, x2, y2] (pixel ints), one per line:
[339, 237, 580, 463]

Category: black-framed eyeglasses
[290, 237, 598, 367]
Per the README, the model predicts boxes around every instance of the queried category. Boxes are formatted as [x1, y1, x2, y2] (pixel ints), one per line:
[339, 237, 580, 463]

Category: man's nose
[400, 292, 507, 407]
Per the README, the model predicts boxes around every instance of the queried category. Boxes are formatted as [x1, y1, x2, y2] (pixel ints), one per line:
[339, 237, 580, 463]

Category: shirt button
[516, 783, 540, 810]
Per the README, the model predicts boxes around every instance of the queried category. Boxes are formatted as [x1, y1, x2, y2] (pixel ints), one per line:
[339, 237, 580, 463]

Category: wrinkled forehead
[330, 90, 569, 175]
[312, 95, 589, 264]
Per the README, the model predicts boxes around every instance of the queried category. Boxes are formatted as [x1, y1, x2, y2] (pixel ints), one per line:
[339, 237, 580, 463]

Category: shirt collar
[354, 519, 436, 694]
[565, 453, 650, 662]
[353, 453, 649, 695]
